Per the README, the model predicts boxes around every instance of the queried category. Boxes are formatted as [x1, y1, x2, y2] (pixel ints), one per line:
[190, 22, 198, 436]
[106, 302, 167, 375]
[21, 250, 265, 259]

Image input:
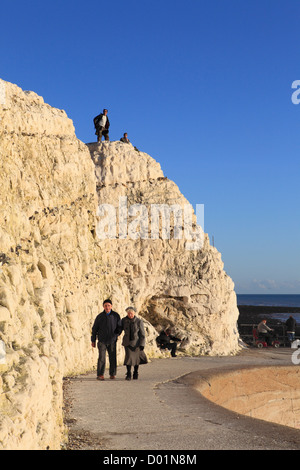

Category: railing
[238, 323, 298, 348]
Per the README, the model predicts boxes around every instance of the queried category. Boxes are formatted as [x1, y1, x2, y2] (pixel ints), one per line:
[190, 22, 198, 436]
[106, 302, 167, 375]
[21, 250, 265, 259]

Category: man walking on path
[91, 299, 122, 380]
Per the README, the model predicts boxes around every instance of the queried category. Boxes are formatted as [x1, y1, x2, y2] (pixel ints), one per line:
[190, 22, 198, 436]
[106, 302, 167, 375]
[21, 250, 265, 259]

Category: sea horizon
[237, 294, 300, 308]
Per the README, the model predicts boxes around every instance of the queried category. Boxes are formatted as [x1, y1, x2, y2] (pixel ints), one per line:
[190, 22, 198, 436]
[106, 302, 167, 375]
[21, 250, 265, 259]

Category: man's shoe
[97, 375, 105, 381]
[110, 375, 116, 380]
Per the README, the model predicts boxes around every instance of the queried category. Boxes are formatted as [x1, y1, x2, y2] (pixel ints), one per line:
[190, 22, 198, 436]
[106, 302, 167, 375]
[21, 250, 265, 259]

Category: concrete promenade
[64, 348, 300, 450]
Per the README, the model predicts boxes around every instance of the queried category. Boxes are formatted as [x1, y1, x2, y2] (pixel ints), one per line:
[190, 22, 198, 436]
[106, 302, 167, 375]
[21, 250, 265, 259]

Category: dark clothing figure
[286, 316, 296, 342]
[156, 329, 181, 357]
[120, 133, 130, 143]
[94, 109, 110, 142]
[91, 308, 121, 378]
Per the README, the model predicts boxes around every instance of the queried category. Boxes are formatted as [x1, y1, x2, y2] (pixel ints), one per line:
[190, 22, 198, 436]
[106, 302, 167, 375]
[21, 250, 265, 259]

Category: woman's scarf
[129, 318, 135, 341]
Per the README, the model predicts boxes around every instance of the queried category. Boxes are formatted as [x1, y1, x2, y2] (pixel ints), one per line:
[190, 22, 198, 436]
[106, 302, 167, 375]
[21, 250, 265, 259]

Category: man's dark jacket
[91, 310, 121, 345]
[286, 316, 296, 331]
[94, 113, 110, 131]
[156, 330, 181, 346]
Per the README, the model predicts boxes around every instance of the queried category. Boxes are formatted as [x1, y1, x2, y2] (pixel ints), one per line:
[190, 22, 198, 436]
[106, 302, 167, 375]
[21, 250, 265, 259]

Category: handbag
[139, 349, 148, 365]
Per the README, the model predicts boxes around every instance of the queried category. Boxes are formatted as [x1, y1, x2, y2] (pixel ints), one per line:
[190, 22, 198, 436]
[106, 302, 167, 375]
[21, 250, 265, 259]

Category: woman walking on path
[120, 307, 147, 380]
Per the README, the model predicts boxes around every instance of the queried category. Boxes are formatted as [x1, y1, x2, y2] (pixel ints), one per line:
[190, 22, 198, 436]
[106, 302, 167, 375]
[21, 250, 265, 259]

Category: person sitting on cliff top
[156, 328, 182, 357]
[120, 132, 130, 143]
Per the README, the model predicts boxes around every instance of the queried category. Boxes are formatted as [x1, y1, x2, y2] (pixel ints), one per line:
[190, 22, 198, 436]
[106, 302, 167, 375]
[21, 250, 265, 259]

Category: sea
[237, 294, 300, 308]
[237, 294, 300, 323]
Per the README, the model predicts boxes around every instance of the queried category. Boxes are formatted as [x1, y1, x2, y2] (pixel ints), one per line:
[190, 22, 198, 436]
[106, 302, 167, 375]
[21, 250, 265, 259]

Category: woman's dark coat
[121, 316, 146, 366]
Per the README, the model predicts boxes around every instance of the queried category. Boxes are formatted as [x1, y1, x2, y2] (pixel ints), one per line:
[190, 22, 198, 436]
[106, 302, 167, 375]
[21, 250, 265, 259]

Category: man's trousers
[97, 341, 117, 376]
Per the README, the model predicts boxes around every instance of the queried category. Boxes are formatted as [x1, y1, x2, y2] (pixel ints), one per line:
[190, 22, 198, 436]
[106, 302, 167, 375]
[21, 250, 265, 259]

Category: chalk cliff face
[0, 80, 239, 450]
[89, 142, 240, 356]
[0, 79, 103, 450]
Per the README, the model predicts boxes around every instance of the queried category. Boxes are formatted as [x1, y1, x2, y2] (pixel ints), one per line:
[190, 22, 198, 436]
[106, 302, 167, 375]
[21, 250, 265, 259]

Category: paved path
[64, 348, 300, 450]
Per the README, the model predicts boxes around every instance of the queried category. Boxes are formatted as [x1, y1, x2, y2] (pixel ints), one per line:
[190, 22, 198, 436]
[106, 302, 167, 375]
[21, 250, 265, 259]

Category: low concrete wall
[195, 366, 300, 430]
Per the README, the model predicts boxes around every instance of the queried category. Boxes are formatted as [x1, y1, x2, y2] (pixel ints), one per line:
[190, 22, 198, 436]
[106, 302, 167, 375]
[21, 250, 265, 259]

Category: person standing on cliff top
[91, 299, 122, 380]
[94, 108, 110, 142]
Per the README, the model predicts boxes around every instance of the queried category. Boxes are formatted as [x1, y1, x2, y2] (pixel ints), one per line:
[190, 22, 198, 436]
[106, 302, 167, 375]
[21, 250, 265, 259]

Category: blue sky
[1, 0, 299, 294]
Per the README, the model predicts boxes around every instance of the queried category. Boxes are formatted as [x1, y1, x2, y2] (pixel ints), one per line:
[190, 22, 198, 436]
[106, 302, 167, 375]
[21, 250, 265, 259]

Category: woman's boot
[126, 365, 131, 380]
[133, 365, 139, 380]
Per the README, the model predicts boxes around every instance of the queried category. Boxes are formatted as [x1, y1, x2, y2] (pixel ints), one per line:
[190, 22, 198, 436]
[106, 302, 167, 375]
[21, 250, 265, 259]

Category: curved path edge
[64, 348, 300, 450]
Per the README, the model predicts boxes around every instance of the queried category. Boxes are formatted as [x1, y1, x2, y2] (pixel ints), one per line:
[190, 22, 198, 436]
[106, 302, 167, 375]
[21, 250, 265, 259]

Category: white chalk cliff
[0, 79, 240, 450]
